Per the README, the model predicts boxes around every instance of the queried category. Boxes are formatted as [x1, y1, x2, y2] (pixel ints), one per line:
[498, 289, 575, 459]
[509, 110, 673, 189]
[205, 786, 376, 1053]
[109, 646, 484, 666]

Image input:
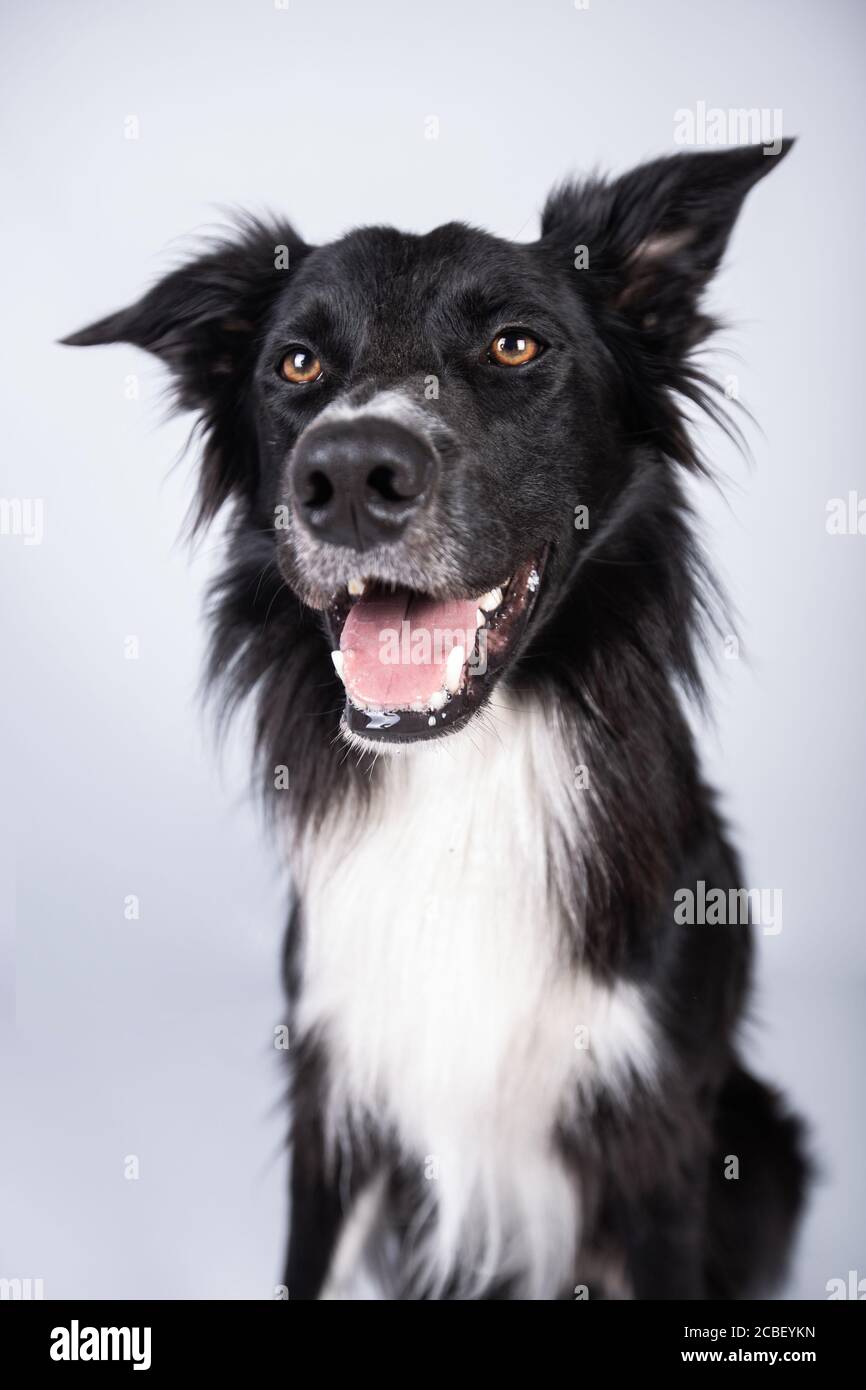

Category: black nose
[290, 416, 436, 550]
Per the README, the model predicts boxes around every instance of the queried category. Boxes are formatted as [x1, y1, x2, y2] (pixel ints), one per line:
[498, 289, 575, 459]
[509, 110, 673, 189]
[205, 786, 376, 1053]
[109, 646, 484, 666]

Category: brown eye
[279, 346, 322, 384]
[487, 330, 541, 367]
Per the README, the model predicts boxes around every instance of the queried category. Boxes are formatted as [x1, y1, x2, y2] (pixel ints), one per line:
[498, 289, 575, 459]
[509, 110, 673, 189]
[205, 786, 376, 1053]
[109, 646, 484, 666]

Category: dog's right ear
[62, 217, 310, 523]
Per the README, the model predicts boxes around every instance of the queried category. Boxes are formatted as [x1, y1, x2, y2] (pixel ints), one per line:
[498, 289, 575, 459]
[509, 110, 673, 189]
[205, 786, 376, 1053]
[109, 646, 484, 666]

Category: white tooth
[478, 587, 503, 612]
[445, 644, 465, 693]
[347, 576, 366, 597]
[331, 651, 345, 681]
[476, 609, 485, 629]
[429, 689, 447, 710]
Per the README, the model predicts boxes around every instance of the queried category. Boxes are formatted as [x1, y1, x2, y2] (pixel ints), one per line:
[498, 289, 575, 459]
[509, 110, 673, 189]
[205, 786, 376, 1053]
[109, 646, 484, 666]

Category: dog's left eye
[485, 330, 543, 367]
[279, 346, 323, 384]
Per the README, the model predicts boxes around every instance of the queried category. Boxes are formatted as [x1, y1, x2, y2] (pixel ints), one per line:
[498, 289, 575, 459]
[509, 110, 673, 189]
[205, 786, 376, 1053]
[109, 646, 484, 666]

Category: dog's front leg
[283, 1116, 347, 1300]
[283, 1035, 385, 1300]
[285, 1113, 388, 1299]
[280, 906, 350, 1299]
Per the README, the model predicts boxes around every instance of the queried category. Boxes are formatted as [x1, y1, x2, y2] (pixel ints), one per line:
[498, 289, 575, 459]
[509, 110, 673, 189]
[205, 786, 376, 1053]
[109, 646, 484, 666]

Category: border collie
[64, 142, 807, 1300]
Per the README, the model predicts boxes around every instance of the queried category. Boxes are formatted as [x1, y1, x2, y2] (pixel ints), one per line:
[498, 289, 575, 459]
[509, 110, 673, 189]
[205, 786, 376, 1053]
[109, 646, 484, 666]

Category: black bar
[3, 1298, 861, 1374]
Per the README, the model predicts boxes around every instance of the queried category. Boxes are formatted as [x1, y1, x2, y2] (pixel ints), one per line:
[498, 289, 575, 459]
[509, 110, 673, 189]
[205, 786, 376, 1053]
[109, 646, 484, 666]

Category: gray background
[2, 0, 864, 1299]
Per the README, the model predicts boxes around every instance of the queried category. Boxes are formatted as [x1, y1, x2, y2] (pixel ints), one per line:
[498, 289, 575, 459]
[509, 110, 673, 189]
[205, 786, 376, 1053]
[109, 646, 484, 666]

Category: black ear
[541, 141, 794, 355]
[62, 216, 310, 524]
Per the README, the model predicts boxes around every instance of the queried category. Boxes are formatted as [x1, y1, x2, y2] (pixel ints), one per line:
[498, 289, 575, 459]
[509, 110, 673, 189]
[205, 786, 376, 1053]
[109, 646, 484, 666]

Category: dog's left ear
[541, 141, 794, 354]
[62, 217, 310, 523]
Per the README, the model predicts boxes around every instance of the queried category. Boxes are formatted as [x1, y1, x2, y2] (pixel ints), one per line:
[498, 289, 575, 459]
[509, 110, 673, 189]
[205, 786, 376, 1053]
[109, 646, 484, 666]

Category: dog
[64, 141, 807, 1300]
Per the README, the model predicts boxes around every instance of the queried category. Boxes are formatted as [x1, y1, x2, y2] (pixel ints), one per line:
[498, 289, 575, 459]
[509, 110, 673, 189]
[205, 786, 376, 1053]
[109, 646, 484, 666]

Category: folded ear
[62, 216, 310, 523]
[541, 141, 794, 355]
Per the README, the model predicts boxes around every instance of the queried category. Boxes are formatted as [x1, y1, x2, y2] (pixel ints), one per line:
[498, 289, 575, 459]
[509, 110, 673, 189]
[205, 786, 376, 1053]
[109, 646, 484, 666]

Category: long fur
[64, 142, 809, 1300]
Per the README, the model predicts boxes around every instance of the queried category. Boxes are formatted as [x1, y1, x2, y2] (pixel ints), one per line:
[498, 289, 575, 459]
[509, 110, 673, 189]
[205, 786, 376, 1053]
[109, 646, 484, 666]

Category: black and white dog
[65, 142, 807, 1300]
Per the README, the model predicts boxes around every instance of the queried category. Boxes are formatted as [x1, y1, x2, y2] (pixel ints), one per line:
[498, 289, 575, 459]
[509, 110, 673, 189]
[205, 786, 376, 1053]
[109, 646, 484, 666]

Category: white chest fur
[295, 691, 656, 1297]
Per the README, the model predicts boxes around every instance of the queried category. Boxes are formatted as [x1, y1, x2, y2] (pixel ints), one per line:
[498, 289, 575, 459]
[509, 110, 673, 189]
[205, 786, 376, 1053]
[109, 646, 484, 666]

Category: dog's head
[64, 144, 791, 750]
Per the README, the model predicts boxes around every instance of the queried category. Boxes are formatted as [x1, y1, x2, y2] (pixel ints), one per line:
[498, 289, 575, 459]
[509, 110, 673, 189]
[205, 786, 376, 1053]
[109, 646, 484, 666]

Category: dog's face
[65, 143, 790, 749]
[255, 223, 618, 744]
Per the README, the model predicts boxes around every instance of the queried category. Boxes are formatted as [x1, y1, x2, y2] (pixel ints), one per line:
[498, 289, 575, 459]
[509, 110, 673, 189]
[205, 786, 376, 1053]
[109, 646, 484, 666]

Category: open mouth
[325, 554, 546, 745]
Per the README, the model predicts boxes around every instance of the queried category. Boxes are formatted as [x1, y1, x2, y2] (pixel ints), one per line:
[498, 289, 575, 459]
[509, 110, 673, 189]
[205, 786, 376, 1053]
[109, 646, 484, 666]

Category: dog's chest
[296, 695, 655, 1292]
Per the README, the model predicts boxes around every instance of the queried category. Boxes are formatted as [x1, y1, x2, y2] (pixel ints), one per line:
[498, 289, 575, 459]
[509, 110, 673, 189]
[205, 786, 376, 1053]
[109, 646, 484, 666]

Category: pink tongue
[340, 590, 478, 709]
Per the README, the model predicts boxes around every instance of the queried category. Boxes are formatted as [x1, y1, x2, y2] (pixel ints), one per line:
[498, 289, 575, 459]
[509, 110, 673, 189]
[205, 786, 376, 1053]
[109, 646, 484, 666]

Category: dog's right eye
[279, 346, 323, 384]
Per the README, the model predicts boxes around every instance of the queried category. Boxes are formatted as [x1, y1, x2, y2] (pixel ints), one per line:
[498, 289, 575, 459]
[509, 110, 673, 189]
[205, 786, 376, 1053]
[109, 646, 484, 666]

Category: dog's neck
[292, 683, 585, 911]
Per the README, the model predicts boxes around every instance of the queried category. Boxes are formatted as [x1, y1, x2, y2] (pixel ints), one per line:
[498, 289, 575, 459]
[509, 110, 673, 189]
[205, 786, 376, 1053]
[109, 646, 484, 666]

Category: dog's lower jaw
[290, 686, 658, 1299]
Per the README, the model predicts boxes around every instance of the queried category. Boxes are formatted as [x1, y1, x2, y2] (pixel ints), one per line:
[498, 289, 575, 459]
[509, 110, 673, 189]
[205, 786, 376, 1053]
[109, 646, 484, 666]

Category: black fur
[64, 142, 808, 1299]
